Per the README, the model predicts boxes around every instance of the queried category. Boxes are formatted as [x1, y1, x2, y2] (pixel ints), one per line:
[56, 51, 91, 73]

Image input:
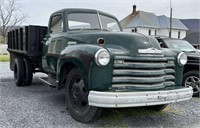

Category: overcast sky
[20, 0, 200, 26]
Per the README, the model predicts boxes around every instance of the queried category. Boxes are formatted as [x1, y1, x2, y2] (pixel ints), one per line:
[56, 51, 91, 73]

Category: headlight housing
[95, 49, 110, 66]
[177, 52, 187, 66]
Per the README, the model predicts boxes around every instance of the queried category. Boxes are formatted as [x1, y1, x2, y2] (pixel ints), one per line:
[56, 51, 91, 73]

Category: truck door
[42, 14, 65, 75]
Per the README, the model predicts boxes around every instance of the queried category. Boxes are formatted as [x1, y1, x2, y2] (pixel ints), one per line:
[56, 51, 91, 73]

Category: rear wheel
[14, 58, 25, 86]
[183, 71, 200, 97]
[65, 68, 103, 123]
[145, 104, 168, 111]
[23, 59, 33, 85]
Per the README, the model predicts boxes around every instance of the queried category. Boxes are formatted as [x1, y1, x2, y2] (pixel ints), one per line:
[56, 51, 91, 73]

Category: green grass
[0, 54, 10, 62]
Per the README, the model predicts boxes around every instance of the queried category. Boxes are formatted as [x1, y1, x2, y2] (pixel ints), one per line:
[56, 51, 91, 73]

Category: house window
[178, 31, 181, 39]
[155, 30, 157, 35]
[148, 30, 151, 35]
[132, 27, 137, 33]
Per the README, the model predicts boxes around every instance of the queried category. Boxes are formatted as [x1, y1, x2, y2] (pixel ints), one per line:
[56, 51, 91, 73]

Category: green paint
[41, 8, 184, 92]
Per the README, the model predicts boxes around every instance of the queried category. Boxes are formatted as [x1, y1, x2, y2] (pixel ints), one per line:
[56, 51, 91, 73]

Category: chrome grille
[112, 56, 175, 89]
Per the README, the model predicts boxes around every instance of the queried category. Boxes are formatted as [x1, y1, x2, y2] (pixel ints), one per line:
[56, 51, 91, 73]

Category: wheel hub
[70, 78, 88, 110]
[185, 76, 200, 94]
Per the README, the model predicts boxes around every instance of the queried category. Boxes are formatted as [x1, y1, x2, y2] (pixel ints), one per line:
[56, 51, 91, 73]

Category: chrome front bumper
[88, 87, 193, 108]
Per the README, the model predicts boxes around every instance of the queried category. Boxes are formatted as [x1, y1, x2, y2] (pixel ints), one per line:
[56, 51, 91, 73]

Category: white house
[120, 5, 188, 39]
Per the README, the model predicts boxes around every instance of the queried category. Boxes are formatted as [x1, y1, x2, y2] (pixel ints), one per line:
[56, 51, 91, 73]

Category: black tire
[14, 58, 25, 86]
[183, 71, 200, 97]
[65, 68, 103, 123]
[145, 104, 168, 111]
[23, 59, 33, 85]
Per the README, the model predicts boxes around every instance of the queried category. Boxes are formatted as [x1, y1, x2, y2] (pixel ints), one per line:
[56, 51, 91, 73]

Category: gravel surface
[0, 62, 200, 128]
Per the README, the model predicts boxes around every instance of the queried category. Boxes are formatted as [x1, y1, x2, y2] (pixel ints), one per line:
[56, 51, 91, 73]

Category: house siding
[123, 27, 186, 39]
[171, 29, 186, 39]
[120, 8, 188, 39]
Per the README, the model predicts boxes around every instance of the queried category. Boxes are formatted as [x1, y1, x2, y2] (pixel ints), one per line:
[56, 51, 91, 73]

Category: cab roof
[51, 8, 117, 19]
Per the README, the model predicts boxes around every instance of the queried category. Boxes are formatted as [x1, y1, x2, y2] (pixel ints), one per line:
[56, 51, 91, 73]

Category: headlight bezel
[95, 49, 110, 66]
[177, 52, 187, 66]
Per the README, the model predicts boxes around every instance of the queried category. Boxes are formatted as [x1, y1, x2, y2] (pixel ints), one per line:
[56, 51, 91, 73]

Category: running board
[38, 77, 57, 88]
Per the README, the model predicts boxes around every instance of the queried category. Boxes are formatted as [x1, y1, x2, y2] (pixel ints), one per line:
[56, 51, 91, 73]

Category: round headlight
[95, 49, 110, 66]
[177, 52, 187, 66]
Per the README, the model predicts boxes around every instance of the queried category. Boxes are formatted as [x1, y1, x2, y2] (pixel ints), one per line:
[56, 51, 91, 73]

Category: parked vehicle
[7, 8, 193, 123]
[156, 37, 200, 97]
[196, 49, 200, 53]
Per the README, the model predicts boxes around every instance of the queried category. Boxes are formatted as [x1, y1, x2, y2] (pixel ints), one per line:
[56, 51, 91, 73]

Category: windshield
[68, 13, 121, 32]
[164, 39, 196, 52]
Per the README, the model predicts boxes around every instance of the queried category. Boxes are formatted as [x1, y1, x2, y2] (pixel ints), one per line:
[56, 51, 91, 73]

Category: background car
[196, 49, 200, 53]
[156, 37, 200, 97]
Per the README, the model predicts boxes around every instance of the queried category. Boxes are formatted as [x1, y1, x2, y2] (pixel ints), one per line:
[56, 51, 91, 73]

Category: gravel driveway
[0, 62, 200, 128]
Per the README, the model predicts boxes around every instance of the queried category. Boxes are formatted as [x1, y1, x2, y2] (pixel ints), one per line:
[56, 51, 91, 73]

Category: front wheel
[64, 68, 103, 123]
[183, 71, 200, 97]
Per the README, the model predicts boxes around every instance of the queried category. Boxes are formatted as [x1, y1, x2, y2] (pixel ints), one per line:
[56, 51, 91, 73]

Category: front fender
[56, 44, 114, 91]
[161, 49, 184, 86]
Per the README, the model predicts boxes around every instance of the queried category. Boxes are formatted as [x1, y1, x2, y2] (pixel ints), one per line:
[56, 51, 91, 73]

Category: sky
[19, 0, 200, 26]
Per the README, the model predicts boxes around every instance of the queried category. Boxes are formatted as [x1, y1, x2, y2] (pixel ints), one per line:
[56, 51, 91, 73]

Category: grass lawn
[0, 54, 10, 62]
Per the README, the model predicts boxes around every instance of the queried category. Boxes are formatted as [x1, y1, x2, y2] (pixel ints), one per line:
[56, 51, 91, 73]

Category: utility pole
[169, 0, 172, 38]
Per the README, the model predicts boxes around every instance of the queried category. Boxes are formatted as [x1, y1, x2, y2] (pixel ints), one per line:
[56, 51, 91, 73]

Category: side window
[178, 31, 181, 39]
[50, 15, 63, 33]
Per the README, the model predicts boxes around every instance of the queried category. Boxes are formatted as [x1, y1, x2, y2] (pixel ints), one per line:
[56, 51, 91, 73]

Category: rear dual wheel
[14, 58, 25, 86]
[14, 57, 33, 86]
[24, 59, 33, 85]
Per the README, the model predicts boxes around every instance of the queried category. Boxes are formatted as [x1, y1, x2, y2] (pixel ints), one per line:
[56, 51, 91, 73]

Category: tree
[0, 0, 27, 44]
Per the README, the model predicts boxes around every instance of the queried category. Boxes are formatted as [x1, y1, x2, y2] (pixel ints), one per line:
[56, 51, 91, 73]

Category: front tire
[183, 71, 200, 97]
[65, 68, 103, 123]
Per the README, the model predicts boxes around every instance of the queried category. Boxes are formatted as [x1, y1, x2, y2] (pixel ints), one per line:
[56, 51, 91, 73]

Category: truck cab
[7, 8, 193, 123]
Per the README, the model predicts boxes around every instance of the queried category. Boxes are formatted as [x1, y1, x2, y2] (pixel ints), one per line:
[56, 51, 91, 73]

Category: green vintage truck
[7, 8, 193, 123]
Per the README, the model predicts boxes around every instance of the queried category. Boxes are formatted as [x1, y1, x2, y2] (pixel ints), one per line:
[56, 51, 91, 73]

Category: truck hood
[67, 31, 161, 55]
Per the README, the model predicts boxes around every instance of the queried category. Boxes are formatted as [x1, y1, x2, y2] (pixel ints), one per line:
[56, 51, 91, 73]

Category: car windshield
[68, 13, 121, 32]
[164, 39, 196, 52]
